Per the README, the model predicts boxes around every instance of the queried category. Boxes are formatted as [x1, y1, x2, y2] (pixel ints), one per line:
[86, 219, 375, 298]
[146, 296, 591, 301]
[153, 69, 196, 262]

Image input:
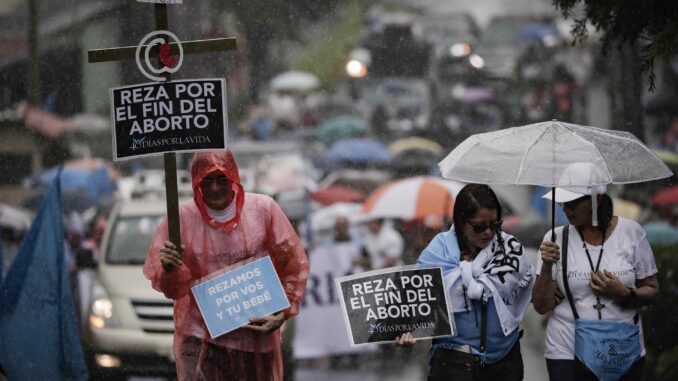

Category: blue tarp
[328, 138, 392, 165]
[38, 165, 116, 203]
[0, 168, 88, 380]
[517, 24, 560, 43]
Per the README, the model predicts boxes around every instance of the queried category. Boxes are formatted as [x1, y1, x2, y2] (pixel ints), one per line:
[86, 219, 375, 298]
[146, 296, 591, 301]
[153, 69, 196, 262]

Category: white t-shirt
[363, 223, 404, 269]
[537, 217, 658, 360]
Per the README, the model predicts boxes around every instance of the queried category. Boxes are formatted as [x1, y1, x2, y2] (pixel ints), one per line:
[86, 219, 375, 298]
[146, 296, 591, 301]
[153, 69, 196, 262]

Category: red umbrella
[310, 186, 366, 206]
[651, 186, 678, 206]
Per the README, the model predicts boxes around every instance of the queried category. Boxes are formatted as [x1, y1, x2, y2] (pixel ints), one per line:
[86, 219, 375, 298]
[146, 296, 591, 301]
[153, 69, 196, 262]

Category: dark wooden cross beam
[87, 4, 236, 251]
[88, 37, 236, 63]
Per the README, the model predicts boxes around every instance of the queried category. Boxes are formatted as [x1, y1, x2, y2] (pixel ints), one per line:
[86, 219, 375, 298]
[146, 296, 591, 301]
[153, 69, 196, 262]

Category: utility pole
[27, 0, 40, 104]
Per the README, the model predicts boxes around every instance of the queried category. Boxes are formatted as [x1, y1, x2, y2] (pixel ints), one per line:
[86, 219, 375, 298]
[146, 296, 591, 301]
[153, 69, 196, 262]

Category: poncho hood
[191, 150, 245, 231]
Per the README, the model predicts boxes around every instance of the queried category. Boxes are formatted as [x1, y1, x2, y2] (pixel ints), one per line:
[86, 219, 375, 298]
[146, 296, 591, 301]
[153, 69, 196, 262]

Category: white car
[84, 172, 191, 380]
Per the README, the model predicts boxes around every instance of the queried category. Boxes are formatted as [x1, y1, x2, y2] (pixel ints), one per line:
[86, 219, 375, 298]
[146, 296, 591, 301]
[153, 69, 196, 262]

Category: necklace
[581, 232, 606, 320]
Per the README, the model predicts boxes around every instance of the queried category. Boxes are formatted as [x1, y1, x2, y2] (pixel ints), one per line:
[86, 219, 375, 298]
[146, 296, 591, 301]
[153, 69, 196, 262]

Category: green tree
[552, 1, 678, 140]
[222, 0, 348, 102]
[553, 0, 678, 90]
[641, 245, 678, 381]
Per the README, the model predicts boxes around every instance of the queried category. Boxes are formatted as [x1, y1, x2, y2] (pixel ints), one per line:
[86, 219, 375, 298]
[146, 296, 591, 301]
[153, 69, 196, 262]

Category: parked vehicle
[474, 14, 560, 80]
[83, 170, 192, 380]
[411, 12, 480, 48]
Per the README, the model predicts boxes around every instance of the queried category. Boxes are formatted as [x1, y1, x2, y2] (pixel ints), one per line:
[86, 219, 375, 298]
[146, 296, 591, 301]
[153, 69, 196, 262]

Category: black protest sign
[336, 267, 453, 345]
[110, 78, 227, 160]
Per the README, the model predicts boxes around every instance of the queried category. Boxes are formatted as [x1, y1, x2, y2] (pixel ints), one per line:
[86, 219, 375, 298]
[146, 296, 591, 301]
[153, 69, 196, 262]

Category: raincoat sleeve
[264, 198, 309, 319]
[143, 218, 195, 300]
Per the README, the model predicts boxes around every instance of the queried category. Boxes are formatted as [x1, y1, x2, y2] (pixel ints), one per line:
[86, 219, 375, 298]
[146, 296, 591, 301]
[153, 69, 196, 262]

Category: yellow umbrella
[612, 197, 642, 221]
[653, 149, 678, 165]
[388, 137, 443, 157]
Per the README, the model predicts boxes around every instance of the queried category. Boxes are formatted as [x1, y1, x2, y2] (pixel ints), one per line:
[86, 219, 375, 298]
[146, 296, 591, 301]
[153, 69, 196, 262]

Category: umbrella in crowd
[318, 169, 391, 196]
[362, 176, 465, 220]
[651, 186, 678, 206]
[388, 137, 444, 176]
[309, 185, 366, 206]
[0, 204, 32, 231]
[653, 149, 678, 166]
[438, 120, 673, 237]
[22, 158, 119, 214]
[317, 115, 369, 143]
[327, 138, 392, 165]
[388, 137, 444, 157]
[270, 70, 320, 92]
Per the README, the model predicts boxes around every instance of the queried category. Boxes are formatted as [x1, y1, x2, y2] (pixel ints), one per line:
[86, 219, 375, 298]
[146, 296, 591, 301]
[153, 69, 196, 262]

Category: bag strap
[561, 225, 640, 324]
[561, 225, 580, 320]
[480, 290, 488, 354]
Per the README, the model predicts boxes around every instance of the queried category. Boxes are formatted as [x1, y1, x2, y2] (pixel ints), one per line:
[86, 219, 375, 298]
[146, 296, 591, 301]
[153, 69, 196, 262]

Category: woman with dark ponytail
[395, 184, 535, 381]
[533, 165, 659, 381]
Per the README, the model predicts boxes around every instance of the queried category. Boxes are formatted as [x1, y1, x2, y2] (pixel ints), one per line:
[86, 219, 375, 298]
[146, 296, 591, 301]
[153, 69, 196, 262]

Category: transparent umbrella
[270, 70, 320, 92]
[438, 120, 673, 238]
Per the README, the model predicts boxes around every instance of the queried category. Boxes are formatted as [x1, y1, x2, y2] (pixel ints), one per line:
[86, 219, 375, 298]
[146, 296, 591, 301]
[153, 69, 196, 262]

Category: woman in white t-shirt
[532, 185, 659, 381]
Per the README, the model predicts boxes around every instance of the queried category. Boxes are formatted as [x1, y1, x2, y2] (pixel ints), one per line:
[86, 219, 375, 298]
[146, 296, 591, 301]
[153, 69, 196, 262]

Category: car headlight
[89, 283, 120, 329]
[346, 60, 368, 78]
[450, 43, 471, 57]
[469, 54, 485, 69]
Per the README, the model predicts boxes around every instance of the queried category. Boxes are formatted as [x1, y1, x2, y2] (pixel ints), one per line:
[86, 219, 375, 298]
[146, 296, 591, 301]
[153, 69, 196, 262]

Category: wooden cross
[87, 4, 236, 250]
[593, 298, 606, 319]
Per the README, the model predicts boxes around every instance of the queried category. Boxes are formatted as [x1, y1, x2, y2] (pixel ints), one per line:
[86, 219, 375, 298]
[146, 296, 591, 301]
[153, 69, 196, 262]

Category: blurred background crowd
[2, 0, 678, 380]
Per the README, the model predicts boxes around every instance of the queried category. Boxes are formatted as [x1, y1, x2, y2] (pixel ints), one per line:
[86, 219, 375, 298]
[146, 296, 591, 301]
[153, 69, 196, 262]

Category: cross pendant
[593, 299, 606, 319]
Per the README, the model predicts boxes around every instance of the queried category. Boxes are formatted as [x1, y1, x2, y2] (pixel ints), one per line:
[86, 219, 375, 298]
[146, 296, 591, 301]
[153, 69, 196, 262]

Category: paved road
[294, 247, 549, 381]
[294, 316, 548, 381]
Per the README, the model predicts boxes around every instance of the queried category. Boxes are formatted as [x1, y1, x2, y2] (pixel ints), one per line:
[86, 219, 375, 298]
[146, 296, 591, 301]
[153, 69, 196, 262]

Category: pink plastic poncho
[144, 151, 309, 381]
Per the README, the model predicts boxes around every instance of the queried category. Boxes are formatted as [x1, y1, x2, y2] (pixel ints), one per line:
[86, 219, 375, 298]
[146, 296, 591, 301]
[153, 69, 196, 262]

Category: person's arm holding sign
[144, 219, 193, 300]
[394, 331, 415, 347]
[160, 240, 183, 271]
[244, 197, 309, 334]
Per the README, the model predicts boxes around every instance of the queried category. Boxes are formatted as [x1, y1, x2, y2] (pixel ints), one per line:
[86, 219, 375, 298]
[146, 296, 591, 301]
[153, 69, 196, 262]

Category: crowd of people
[130, 149, 661, 381]
[0, 145, 667, 381]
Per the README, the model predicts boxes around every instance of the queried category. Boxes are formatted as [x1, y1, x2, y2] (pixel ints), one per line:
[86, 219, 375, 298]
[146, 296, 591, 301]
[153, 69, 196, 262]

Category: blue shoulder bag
[561, 225, 642, 381]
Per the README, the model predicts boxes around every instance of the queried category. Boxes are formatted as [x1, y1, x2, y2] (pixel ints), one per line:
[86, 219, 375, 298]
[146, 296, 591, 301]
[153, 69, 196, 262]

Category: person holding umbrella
[533, 163, 660, 381]
[395, 184, 534, 380]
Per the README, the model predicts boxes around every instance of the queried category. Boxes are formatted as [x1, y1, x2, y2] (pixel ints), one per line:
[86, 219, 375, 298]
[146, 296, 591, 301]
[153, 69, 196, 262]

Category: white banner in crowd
[293, 242, 377, 359]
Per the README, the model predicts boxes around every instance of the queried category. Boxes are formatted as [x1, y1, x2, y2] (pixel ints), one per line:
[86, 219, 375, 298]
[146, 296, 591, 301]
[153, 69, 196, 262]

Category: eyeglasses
[467, 220, 502, 234]
[200, 175, 229, 189]
[563, 195, 588, 209]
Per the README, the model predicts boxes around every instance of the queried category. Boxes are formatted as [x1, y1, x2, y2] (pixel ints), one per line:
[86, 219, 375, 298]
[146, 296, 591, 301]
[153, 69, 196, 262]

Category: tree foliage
[553, 0, 678, 90]
[221, 0, 348, 101]
[641, 244, 678, 380]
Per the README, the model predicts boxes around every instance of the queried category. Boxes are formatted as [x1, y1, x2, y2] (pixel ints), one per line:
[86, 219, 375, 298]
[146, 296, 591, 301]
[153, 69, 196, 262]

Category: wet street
[294, 249, 549, 381]
[294, 309, 547, 381]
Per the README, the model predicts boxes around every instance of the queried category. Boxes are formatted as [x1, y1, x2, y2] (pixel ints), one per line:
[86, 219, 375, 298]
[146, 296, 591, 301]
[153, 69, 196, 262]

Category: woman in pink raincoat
[144, 150, 309, 381]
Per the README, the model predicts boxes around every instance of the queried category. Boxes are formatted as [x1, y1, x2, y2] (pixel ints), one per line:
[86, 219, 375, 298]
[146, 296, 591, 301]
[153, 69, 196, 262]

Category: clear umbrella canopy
[270, 70, 320, 92]
[438, 120, 672, 187]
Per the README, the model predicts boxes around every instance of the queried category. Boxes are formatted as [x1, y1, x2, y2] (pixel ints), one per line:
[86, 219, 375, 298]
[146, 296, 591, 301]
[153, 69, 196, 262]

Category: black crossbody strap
[561, 225, 579, 320]
[480, 290, 488, 353]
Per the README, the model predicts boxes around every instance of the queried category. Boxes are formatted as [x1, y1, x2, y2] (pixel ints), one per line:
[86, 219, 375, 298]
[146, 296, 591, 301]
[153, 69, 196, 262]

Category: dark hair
[453, 184, 503, 253]
[597, 193, 614, 233]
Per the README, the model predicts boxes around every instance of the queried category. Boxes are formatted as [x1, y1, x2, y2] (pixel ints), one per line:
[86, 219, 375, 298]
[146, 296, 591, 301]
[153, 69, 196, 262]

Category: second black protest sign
[336, 267, 454, 345]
